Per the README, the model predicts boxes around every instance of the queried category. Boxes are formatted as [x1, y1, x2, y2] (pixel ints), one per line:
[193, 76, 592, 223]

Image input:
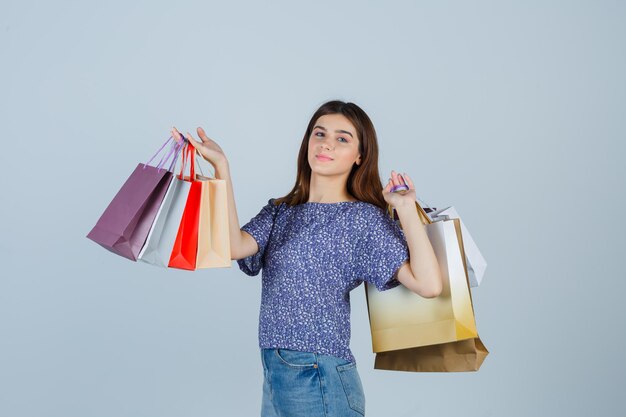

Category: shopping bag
[168, 143, 203, 270]
[373, 336, 489, 372]
[86, 136, 180, 261]
[429, 206, 487, 287]
[364, 200, 488, 371]
[365, 202, 477, 351]
[137, 143, 188, 267]
[195, 173, 231, 268]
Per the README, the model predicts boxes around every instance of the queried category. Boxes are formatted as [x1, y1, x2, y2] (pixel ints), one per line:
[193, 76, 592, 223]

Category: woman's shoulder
[357, 201, 390, 219]
[355, 202, 403, 237]
[264, 197, 286, 211]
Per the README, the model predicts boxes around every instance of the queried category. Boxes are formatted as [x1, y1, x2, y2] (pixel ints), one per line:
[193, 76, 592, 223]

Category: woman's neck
[308, 172, 355, 203]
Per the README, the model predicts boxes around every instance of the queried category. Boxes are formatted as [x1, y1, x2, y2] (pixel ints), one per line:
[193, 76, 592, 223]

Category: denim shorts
[260, 348, 366, 416]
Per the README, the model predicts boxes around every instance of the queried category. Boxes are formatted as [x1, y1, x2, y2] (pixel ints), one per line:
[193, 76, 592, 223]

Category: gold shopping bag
[364, 201, 488, 372]
[373, 336, 488, 372]
[195, 175, 231, 268]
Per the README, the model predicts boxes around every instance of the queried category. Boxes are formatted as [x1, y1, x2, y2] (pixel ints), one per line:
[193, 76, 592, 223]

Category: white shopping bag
[428, 206, 487, 287]
[137, 177, 190, 267]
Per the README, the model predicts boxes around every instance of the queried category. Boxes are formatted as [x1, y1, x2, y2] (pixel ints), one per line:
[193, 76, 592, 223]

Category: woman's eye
[314, 132, 348, 143]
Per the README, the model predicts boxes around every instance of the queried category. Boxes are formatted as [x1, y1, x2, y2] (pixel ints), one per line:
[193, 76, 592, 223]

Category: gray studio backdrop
[1, 1, 624, 416]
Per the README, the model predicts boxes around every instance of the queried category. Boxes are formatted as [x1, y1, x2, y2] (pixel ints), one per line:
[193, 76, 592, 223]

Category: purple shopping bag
[86, 136, 184, 261]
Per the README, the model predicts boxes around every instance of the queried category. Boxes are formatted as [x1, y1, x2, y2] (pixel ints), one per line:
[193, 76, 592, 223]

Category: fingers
[197, 126, 211, 143]
[171, 126, 185, 144]
[391, 170, 410, 188]
[184, 131, 201, 151]
[402, 172, 414, 188]
[390, 170, 401, 186]
[172, 126, 212, 146]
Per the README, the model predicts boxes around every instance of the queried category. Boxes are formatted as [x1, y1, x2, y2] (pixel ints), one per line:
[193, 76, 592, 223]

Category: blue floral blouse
[237, 198, 410, 364]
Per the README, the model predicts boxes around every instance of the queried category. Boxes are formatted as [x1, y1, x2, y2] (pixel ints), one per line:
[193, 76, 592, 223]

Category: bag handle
[387, 200, 432, 226]
[164, 137, 216, 180]
[160, 138, 186, 172]
[144, 136, 173, 171]
[166, 140, 185, 172]
[195, 154, 205, 178]
[142, 135, 186, 172]
[177, 141, 196, 181]
[194, 153, 218, 179]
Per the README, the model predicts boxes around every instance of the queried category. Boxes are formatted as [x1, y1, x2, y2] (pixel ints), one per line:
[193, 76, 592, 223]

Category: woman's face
[307, 114, 361, 174]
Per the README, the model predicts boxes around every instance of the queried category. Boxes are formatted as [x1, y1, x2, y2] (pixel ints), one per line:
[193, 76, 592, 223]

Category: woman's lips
[316, 155, 333, 162]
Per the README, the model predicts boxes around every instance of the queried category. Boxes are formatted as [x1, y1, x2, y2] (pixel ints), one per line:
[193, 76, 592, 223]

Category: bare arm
[394, 203, 443, 298]
[213, 160, 260, 260]
[383, 170, 443, 298]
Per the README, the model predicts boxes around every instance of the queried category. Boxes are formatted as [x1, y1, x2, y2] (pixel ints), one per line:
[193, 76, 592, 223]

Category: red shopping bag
[168, 143, 202, 270]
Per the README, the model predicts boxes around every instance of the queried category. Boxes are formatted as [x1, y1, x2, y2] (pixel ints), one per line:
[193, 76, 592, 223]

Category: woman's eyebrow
[313, 125, 353, 138]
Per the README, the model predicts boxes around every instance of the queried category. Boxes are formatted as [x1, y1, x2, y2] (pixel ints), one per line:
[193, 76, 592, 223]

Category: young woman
[172, 100, 443, 417]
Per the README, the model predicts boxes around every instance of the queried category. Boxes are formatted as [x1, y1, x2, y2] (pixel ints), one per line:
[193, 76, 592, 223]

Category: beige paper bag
[195, 175, 231, 268]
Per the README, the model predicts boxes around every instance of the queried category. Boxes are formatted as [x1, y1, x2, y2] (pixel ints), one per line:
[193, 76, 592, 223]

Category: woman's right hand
[171, 126, 228, 169]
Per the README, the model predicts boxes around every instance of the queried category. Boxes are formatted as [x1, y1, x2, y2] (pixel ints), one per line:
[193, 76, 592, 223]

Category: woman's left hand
[382, 170, 416, 208]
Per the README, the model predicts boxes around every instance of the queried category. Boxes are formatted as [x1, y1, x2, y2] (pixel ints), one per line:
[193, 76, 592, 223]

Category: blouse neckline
[301, 201, 363, 206]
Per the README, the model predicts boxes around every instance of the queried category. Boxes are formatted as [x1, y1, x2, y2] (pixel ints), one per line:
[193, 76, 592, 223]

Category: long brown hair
[273, 100, 389, 211]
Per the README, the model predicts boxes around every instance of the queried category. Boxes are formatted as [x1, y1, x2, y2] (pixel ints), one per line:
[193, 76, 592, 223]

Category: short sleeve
[237, 198, 279, 276]
[357, 207, 410, 291]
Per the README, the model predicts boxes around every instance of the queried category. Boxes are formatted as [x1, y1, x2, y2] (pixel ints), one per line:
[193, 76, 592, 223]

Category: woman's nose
[320, 139, 333, 150]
